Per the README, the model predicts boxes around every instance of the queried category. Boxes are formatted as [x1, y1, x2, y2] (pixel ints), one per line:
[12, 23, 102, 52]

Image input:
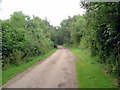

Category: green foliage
[80, 2, 120, 77]
[55, 15, 85, 46]
[2, 11, 54, 67]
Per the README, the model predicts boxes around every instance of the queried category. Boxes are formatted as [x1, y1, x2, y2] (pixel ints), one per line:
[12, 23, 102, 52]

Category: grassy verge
[2, 48, 57, 85]
[70, 47, 116, 88]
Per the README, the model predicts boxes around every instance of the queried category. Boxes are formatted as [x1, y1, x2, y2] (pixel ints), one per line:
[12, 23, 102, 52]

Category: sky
[0, 0, 85, 26]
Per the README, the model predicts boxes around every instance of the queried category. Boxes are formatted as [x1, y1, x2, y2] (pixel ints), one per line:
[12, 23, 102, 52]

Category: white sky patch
[0, 0, 85, 26]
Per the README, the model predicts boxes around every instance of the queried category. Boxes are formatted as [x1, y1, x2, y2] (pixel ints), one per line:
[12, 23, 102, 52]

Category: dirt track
[3, 46, 78, 88]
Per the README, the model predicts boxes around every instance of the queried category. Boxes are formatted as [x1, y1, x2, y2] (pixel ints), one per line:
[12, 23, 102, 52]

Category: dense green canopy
[2, 12, 54, 66]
